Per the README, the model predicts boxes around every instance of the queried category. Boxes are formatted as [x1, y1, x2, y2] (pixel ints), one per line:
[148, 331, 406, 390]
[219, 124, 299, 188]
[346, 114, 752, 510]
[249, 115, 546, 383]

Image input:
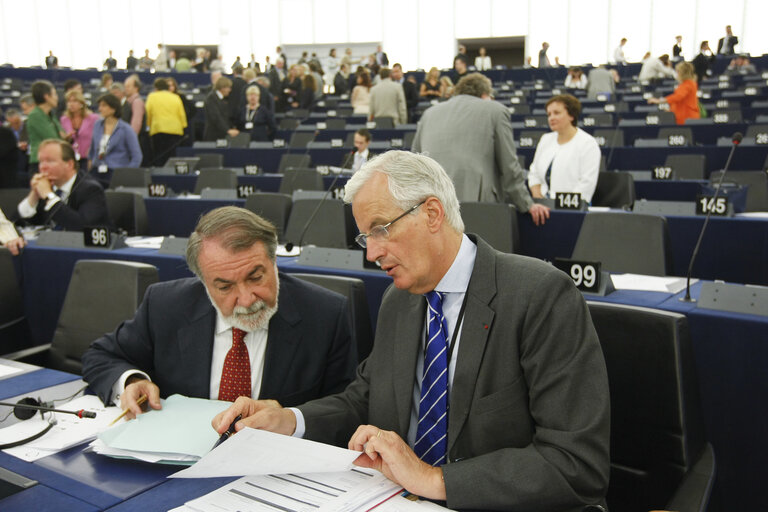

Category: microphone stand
[680, 134, 742, 302]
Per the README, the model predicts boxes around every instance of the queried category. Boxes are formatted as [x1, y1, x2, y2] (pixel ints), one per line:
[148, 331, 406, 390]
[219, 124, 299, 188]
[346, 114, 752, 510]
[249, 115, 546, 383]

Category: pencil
[108, 395, 147, 426]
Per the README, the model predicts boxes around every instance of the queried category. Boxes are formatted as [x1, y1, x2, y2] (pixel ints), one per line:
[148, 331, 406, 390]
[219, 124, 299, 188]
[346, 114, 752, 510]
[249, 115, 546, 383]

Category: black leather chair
[659, 127, 694, 146]
[227, 132, 251, 148]
[709, 170, 768, 212]
[193, 168, 238, 194]
[283, 198, 353, 249]
[196, 153, 224, 169]
[587, 301, 715, 512]
[278, 168, 323, 194]
[665, 154, 707, 180]
[0, 248, 29, 355]
[322, 118, 346, 130]
[278, 154, 312, 174]
[244, 192, 293, 242]
[0, 188, 28, 215]
[289, 131, 315, 149]
[109, 168, 151, 189]
[292, 273, 373, 362]
[571, 212, 671, 276]
[4, 260, 158, 375]
[370, 116, 394, 129]
[105, 190, 149, 235]
[593, 128, 625, 148]
[279, 118, 300, 130]
[460, 202, 519, 253]
[591, 172, 635, 209]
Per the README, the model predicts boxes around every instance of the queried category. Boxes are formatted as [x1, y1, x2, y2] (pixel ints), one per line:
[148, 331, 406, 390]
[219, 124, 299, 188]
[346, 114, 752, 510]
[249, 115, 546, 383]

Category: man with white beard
[82, 207, 357, 416]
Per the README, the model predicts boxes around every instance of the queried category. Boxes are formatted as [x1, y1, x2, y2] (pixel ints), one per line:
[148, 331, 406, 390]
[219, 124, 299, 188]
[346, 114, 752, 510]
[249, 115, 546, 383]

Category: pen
[108, 395, 147, 426]
[212, 414, 242, 450]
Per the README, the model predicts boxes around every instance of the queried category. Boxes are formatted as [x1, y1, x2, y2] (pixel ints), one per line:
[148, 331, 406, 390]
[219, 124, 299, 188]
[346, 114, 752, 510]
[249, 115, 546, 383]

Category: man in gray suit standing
[412, 72, 549, 225]
[214, 151, 610, 512]
[369, 67, 407, 126]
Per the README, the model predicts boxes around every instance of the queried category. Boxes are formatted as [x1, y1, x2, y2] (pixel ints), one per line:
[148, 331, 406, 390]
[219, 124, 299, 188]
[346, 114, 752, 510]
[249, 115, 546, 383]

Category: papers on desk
[183, 469, 402, 512]
[611, 273, 696, 294]
[171, 427, 362, 478]
[91, 394, 230, 465]
[124, 236, 165, 249]
[0, 395, 119, 462]
[0, 363, 23, 379]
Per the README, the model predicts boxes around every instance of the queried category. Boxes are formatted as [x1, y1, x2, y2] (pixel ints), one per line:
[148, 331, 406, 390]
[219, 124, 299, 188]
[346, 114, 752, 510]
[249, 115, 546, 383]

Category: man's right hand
[211, 397, 296, 436]
[529, 203, 551, 226]
[121, 378, 162, 419]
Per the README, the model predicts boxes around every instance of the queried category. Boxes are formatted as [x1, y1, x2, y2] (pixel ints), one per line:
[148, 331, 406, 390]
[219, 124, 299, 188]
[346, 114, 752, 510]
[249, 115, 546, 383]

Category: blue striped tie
[414, 291, 449, 466]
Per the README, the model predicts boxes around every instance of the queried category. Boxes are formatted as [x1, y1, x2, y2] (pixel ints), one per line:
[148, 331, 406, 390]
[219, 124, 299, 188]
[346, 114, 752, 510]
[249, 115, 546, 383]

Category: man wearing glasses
[214, 151, 610, 511]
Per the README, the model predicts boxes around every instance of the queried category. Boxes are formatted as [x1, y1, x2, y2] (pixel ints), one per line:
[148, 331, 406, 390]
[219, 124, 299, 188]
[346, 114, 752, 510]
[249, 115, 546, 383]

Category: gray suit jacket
[369, 78, 407, 125]
[298, 236, 610, 511]
[82, 273, 357, 407]
[412, 95, 534, 213]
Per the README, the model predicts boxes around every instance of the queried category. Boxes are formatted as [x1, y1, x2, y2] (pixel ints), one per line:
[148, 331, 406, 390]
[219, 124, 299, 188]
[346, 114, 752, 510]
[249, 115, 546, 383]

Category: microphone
[0, 398, 97, 420]
[680, 131, 742, 302]
[284, 169, 344, 253]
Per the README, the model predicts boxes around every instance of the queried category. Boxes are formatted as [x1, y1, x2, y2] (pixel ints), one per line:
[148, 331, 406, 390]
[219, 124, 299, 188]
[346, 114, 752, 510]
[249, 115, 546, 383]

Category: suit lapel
[176, 288, 217, 398]
[392, 291, 425, 436]
[259, 292, 302, 399]
[447, 237, 497, 455]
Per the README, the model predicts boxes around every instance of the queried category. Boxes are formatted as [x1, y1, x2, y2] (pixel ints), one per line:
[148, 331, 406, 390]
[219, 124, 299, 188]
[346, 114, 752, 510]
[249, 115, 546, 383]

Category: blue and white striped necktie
[414, 291, 449, 466]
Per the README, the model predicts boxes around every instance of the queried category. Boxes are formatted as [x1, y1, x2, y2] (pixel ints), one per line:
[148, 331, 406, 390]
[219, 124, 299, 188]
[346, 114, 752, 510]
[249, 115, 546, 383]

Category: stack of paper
[611, 273, 696, 294]
[0, 395, 120, 462]
[90, 394, 231, 465]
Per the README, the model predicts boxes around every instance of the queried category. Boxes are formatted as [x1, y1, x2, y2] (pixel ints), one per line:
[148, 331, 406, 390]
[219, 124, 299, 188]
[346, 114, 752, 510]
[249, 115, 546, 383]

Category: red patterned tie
[218, 328, 251, 402]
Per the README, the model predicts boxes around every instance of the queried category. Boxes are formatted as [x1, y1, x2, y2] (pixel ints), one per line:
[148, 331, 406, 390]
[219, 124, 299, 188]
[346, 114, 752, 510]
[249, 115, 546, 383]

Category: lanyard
[425, 292, 469, 365]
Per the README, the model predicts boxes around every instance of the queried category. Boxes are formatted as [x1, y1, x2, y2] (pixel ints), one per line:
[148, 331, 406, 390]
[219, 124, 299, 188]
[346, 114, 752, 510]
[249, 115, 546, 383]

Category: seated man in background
[14, 139, 110, 231]
[82, 206, 357, 417]
[340, 128, 373, 172]
[213, 151, 610, 511]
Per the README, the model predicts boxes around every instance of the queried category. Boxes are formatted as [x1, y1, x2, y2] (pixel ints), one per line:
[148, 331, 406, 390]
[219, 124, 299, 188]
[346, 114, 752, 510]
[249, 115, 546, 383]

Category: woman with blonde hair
[440, 76, 454, 98]
[420, 67, 442, 100]
[60, 89, 99, 167]
[648, 61, 699, 125]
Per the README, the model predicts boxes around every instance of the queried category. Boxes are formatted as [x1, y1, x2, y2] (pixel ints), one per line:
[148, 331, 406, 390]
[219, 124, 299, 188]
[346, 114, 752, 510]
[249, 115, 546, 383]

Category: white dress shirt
[17, 173, 76, 218]
[474, 56, 492, 71]
[111, 309, 270, 405]
[352, 148, 369, 172]
[293, 235, 477, 441]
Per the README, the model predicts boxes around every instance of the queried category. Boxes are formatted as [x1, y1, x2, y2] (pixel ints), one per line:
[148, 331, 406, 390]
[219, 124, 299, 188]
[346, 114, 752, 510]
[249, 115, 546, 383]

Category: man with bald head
[214, 151, 610, 511]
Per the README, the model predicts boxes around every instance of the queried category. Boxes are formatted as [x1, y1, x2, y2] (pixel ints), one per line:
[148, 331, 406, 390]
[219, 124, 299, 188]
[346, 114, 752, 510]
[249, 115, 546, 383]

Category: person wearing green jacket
[27, 80, 65, 173]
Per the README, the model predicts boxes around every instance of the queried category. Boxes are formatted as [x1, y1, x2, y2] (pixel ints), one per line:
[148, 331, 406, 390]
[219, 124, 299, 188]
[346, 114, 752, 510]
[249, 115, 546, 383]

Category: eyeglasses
[354, 200, 425, 249]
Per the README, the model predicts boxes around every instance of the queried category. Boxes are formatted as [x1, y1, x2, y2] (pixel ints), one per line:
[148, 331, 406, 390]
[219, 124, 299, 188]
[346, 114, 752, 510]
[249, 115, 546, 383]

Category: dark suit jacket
[82, 273, 357, 407]
[104, 58, 117, 70]
[0, 126, 18, 188]
[693, 52, 716, 83]
[126, 56, 138, 69]
[298, 236, 610, 511]
[717, 35, 739, 55]
[238, 105, 276, 141]
[203, 91, 232, 141]
[333, 73, 349, 95]
[17, 172, 111, 230]
[401, 79, 419, 122]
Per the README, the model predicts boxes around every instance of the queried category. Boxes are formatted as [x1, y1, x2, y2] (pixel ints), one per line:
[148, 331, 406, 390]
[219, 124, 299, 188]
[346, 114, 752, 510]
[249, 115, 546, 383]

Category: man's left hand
[33, 175, 53, 199]
[348, 425, 446, 501]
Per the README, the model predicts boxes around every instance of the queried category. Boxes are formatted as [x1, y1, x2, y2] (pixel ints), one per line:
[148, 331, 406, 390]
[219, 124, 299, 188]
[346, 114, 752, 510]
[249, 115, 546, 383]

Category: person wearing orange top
[648, 61, 699, 125]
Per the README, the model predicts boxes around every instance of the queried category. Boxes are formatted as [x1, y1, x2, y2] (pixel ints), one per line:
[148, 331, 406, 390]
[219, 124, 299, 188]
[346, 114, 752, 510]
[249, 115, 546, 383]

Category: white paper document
[0, 363, 23, 379]
[172, 427, 362, 478]
[93, 394, 230, 464]
[611, 273, 696, 294]
[185, 469, 402, 512]
[124, 236, 165, 249]
[0, 395, 120, 462]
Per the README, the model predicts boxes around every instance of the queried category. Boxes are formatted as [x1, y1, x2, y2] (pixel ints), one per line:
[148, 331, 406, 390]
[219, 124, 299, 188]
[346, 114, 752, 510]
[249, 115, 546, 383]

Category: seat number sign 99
[553, 258, 601, 292]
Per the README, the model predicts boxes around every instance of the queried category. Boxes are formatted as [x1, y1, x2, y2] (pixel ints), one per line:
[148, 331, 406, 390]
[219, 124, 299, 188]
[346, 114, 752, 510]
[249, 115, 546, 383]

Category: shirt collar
[55, 173, 77, 196]
[434, 234, 477, 294]
[357, 148, 369, 158]
[215, 90, 224, 100]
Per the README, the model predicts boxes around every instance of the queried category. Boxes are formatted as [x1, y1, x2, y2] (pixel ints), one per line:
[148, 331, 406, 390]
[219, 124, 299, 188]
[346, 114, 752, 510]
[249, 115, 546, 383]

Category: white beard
[205, 279, 279, 332]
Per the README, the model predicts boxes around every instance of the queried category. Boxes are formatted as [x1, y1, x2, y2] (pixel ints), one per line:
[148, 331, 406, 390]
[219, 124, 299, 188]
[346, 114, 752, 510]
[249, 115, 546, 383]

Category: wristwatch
[46, 191, 57, 201]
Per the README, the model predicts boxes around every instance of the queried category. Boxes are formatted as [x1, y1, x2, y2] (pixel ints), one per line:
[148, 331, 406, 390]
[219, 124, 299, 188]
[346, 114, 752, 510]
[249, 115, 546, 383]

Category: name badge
[245, 122, 254, 130]
[98, 164, 108, 174]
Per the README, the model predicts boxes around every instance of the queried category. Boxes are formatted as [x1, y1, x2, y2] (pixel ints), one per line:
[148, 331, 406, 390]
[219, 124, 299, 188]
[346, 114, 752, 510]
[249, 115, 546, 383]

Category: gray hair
[256, 76, 270, 88]
[454, 72, 492, 98]
[186, 206, 278, 278]
[344, 151, 464, 232]
[19, 94, 34, 106]
[110, 82, 124, 93]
